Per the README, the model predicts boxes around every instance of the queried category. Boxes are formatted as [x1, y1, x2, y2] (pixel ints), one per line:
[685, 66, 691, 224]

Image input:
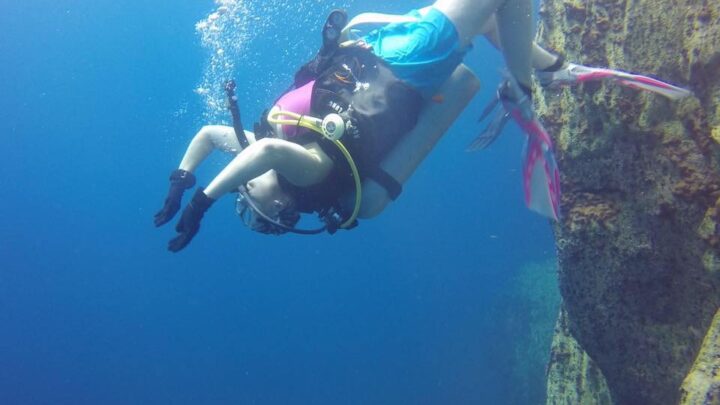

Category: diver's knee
[195, 125, 215, 142]
[254, 138, 286, 163]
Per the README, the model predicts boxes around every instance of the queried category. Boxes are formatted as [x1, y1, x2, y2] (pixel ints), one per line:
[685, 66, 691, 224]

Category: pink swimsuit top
[274, 80, 315, 137]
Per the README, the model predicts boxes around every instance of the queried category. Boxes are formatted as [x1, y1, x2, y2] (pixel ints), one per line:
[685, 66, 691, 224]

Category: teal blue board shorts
[362, 7, 470, 99]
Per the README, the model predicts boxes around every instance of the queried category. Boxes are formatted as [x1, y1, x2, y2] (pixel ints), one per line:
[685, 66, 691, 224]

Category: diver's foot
[536, 60, 693, 100]
[535, 61, 585, 87]
[498, 77, 555, 148]
[534, 53, 587, 87]
[468, 77, 545, 151]
[498, 78, 534, 123]
[321, 9, 348, 55]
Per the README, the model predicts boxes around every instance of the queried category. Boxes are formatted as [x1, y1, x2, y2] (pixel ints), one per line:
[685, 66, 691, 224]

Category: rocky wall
[680, 309, 720, 405]
[536, 0, 720, 404]
[546, 306, 613, 405]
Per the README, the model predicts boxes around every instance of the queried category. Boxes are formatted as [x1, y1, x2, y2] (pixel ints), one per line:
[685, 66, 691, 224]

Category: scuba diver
[154, 0, 692, 252]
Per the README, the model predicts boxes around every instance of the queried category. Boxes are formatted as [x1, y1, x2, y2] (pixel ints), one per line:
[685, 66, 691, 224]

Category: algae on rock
[680, 309, 720, 405]
[546, 306, 612, 405]
[536, 0, 720, 404]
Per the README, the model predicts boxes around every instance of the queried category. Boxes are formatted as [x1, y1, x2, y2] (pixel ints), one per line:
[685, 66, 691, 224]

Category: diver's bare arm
[203, 138, 333, 199]
[178, 125, 254, 173]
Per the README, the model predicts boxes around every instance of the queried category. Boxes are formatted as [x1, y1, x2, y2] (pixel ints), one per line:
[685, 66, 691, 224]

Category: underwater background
[0, 0, 560, 404]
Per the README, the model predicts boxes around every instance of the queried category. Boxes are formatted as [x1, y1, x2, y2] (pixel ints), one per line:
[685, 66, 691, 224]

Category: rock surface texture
[546, 306, 612, 405]
[537, 0, 720, 404]
[680, 309, 720, 405]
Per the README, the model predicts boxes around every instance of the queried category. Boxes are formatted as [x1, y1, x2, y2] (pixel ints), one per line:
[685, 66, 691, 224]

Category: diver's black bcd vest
[310, 44, 423, 168]
[259, 44, 424, 215]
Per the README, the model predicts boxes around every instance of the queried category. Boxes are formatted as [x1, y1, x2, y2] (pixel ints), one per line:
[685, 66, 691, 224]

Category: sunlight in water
[195, 0, 252, 122]
[194, 0, 354, 123]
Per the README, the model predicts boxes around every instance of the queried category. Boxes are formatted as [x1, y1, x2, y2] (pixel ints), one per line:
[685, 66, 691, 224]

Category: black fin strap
[366, 166, 402, 201]
[540, 53, 566, 72]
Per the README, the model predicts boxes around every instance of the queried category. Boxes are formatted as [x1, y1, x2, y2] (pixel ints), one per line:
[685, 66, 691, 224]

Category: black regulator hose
[224, 79, 249, 149]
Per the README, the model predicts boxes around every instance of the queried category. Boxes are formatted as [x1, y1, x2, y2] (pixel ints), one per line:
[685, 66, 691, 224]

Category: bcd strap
[366, 166, 402, 201]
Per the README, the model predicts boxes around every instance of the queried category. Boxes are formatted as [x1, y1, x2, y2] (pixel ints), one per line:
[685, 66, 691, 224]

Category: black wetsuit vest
[257, 43, 424, 216]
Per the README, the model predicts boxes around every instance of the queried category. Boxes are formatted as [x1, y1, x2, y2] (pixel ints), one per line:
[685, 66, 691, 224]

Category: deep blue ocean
[1, 0, 558, 403]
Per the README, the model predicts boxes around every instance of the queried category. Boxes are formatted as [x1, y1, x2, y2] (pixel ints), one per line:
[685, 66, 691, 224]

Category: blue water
[1, 0, 556, 403]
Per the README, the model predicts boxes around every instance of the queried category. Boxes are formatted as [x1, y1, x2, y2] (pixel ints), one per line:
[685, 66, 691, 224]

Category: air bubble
[194, 0, 356, 122]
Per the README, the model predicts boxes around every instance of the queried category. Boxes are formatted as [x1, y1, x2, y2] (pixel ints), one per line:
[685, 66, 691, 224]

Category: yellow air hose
[267, 110, 362, 230]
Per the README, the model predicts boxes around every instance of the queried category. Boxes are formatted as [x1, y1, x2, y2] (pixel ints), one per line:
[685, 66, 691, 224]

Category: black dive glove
[154, 169, 196, 227]
[168, 188, 215, 252]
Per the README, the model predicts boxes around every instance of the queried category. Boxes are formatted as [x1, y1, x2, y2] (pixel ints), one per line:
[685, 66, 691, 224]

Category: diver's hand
[154, 169, 196, 227]
[168, 188, 214, 252]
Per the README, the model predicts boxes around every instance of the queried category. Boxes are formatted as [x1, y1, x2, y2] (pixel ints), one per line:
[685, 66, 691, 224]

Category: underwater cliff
[535, 0, 720, 404]
[486, 260, 560, 404]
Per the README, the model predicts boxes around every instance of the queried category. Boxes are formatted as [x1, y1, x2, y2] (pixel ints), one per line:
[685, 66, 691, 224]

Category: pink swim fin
[470, 77, 562, 220]
[521, 133, 561, 221]
[537, 63, 693, 100]
[500, 80, 561, 221]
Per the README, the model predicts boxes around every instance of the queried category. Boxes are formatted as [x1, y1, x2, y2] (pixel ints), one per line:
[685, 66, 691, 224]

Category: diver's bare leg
[156, 125, 249, 227]
[433, 0, 503, 47]
[494, 0, 533, 87]
[434, 0, 533, 88]
[480, 16, 560, 70]
[177, 125, 255, 172]
[203, 139, 333, 199]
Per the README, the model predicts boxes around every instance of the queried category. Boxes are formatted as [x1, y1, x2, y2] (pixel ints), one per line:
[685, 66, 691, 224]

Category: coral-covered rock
[546, 306, 612, 405]
[680, 309, 720, 405]
[537, 0, 720, 404]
